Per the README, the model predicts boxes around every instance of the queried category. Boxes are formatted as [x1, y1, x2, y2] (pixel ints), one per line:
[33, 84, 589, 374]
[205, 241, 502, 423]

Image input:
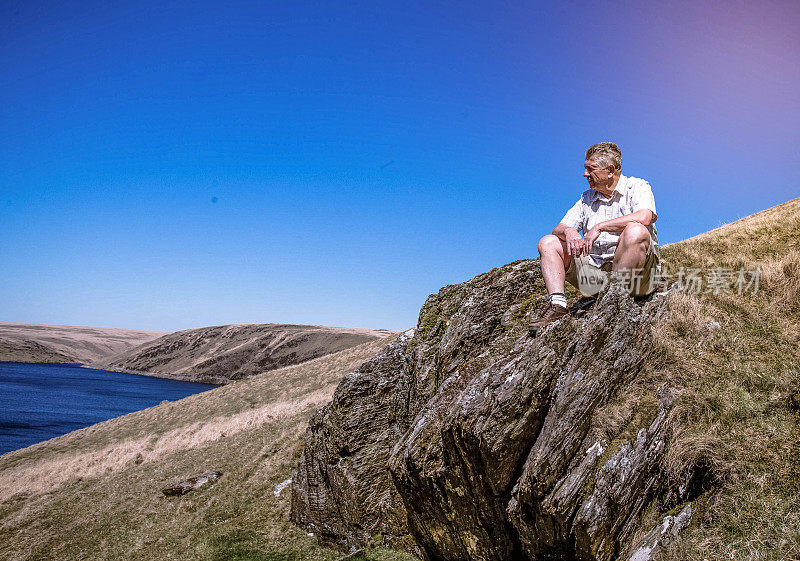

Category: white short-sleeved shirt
[560, 174, 659, 267]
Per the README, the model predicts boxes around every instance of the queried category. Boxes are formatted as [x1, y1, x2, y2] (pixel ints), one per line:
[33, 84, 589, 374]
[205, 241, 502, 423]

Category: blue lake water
[0, 362, 216, 455]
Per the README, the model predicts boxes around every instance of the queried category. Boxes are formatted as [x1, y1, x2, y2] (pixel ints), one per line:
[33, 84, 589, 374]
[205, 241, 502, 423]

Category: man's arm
[593, 209, 654, 233]
[556, 197, 588, 256]
[582, 209, 654, 253]
[552, 223, 586, 256]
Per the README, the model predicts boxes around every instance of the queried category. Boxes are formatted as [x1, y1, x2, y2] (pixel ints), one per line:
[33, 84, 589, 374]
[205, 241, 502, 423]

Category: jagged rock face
[291, 261, 543, 551]
[291, 332, 415, 549]
[292, 260, 681, 560]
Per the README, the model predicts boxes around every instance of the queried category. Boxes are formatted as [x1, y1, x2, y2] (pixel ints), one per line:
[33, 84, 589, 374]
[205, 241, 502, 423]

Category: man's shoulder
[620, 174, 653, 191]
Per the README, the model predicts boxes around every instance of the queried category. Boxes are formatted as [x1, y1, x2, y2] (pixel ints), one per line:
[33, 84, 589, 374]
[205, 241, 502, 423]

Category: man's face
[583, 157, 614, 192]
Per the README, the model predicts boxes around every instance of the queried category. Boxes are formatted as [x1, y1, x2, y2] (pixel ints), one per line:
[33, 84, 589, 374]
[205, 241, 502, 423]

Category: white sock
[549, 293, 567, 308]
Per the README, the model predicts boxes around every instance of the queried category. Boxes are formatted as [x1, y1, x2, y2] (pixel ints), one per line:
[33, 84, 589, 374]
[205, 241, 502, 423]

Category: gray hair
[585, 142, 622, 173]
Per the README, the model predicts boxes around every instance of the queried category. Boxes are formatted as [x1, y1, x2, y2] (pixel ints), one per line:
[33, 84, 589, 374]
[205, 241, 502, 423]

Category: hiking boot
[528, 303, 568, 336]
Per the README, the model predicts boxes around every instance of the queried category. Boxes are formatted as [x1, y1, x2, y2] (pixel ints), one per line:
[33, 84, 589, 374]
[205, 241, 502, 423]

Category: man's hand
[583, 226, 601, 256]
[565, 228, 584, 256]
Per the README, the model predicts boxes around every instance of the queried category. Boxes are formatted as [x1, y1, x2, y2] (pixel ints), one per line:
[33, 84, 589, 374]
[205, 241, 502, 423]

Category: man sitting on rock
[529, 142, 660, 336]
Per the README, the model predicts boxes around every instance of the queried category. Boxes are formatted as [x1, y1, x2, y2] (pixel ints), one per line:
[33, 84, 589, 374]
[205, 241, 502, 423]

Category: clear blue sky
[2, 1, 798, 332]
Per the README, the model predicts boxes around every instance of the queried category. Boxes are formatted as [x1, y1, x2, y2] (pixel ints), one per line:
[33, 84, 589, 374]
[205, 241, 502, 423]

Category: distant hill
[0, 322, 166, 364]
[90, 324, 396, 384]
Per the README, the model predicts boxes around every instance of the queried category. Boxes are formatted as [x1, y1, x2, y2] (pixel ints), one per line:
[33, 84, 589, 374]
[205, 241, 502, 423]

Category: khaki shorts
[566, 238, 661, 297]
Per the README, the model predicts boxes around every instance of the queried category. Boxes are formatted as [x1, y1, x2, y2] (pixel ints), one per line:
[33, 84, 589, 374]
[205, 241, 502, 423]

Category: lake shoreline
[0, 362, 216, 455]
[0, 360, 226, 385]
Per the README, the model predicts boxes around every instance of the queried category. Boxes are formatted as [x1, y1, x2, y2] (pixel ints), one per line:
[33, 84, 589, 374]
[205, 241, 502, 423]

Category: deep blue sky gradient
[2, 1, 798, 331]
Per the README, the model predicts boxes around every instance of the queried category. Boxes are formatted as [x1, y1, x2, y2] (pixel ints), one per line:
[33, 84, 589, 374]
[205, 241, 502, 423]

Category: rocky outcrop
[292, 259, 692, 560]
[622, 504, 692, 561]
[92, 324, 394, 384]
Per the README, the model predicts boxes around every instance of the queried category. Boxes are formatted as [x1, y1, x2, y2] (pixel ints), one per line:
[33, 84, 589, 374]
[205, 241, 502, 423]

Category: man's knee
[538, 234, 563, 255]
[620, 222, 650, 246]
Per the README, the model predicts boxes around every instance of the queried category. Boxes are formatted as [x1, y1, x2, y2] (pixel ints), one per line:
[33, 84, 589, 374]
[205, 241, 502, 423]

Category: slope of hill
[0, 322, 166, 364]
[650, 197, 800, 561]
[91, 324, 395, 384]
[0, 336, 414, 561]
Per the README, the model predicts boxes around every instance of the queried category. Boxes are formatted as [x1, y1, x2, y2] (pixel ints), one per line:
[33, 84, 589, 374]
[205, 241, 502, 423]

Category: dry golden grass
[638, 198, 800, 560]
[0, 336, 416, 561]
[585, 198, 800, 560]
[663, 197, 800, 263]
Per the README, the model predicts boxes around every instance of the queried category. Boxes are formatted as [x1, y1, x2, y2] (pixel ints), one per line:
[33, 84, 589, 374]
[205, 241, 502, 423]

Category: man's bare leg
[612, 223, 650, 273]
[538, 234, 572, 294]
[530, 234, 572, 335]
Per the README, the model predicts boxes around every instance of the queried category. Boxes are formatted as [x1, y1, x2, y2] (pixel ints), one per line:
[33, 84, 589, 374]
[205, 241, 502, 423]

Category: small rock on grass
[162, 471, 222, 496]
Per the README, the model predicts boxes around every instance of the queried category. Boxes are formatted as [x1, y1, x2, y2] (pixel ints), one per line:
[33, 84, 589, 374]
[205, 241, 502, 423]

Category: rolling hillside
[0, 322, 166, 364]
[0, 336, 413, 561]
[91, 323, 395, 384]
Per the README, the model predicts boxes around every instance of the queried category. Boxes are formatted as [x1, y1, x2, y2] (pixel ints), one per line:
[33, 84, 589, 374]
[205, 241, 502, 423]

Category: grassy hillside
[625, 198, 800, 560]
[0, 336, 415, 561]
[0, 322, 165, 363]
[91, 324, 394, 384]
